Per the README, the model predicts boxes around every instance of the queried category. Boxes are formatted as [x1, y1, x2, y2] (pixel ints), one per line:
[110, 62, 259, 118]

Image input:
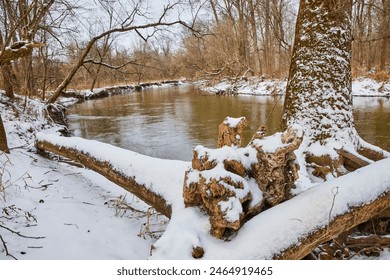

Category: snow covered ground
[201, 77, 390, 97]
[1, 76, 390, 260]
[0, 95, 168, 260]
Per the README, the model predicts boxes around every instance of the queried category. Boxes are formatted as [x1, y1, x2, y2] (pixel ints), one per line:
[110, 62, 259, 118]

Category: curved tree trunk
[282, 0, 357, 145]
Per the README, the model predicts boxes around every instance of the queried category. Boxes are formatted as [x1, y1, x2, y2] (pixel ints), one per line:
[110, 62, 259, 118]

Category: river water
[67, 85, 390, 161]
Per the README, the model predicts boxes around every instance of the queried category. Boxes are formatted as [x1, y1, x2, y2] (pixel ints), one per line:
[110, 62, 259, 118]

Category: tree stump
[250, 126, 303, 207]
[183, 118, 303, 238]
[217, 117, 247, 147]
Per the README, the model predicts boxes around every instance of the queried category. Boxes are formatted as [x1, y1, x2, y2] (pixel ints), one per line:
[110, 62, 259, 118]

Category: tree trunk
[248, 0, 262, 75]
[1, 63, 15, 99]
[275, 189, 390, 259]
[282, 0, 357, 145]
[209, 0, 219, 25]
[263, 0, 271, 74]
[379, 0, 389, 71]
[366, 0, 373, 71]
[23, 53, 36, 97]
[0, 115, 9, 154]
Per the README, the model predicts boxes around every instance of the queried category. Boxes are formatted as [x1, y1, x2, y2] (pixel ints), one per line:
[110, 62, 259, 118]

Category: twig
[0, 224, 45, 239]
[327, 187, 339, 232]
[0, 234, 17, 260]
[64, 223, 79, 229]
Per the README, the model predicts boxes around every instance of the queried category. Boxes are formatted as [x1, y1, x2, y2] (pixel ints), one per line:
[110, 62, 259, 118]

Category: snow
[223, 116, 245, 128]
[0, 95, 172, 259]
[35, 133, 190, 211]
[201, 77, 390, 97]
[1, 77, 390, 260]
[352, 77, 390, 97]
[151, 157, 390, 259]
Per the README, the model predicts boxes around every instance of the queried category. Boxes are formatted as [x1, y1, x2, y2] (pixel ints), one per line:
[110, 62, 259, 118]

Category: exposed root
[183, 119, 302, 239]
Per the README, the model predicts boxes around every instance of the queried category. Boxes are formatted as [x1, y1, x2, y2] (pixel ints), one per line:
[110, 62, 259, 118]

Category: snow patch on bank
[201, 77, 390, 97]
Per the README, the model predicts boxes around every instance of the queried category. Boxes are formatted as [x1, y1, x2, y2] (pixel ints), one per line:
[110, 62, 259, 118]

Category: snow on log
[0, 42, 45, 65]
[151, 157, 390, 259]
[35, 133, 190, 218]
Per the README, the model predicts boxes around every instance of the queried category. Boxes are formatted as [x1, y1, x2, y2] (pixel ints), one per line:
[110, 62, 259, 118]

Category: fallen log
[36, 133, 390, 260]
[345, 235, 390, 248]
[151, 157, 390, 259]
[35, 133, 190, 218]
[275, 190, 390, 259]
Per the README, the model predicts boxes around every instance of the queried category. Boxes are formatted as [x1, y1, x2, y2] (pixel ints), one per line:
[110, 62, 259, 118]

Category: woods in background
[0, 0, 389, 98]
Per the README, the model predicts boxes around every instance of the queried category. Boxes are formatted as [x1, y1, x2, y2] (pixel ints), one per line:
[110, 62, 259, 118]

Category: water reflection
[67, 86, 389, 161]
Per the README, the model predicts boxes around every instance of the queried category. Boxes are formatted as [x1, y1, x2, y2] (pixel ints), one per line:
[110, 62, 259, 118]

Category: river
[67, 85, 390, 161]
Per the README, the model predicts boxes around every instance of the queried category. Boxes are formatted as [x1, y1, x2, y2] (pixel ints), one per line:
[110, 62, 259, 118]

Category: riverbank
[0, 94, 166, 259]
[200, 76, 390, 97]
[1, 79, 390, 260]
[58, 80, 186, 106]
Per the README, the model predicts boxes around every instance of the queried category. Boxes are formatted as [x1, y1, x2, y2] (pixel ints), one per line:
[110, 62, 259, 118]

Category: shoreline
[198, 76, 390, 97]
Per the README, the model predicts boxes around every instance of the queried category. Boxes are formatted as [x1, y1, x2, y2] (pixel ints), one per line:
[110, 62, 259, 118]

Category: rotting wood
[337, 149, 370, 171]
[274, 190, 390, 260]
[184, 121, 302, 239]
[217, 117, 247, 148]
[36, 140, 172, 218]
[345, 235, 390, 248]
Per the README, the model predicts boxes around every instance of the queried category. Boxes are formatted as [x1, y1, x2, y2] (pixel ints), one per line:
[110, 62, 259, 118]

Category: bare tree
[0, 0, 55, 98]
[47, 1, 194, 103]
[379, 0, 389, 71]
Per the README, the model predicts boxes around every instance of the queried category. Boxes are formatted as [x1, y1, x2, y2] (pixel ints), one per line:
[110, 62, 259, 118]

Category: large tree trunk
[282, 0, 356, 144]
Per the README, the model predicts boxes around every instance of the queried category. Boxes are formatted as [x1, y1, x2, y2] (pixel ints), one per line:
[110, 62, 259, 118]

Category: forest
[1, 0, 390, 262]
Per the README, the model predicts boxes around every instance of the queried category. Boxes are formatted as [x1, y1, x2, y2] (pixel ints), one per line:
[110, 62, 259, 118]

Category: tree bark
[379, 0, 389, 71]
[36, 138, 173, 218]
[1, 62, 16, 99]
[248, 0, 262, 75]
[0, 115, 10, 154]
[275, 190, 390, 259]
[282, 0, 357, 144]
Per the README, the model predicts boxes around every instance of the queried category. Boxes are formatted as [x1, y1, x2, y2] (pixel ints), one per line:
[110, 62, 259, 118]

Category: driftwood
[36, 139, 172, 218]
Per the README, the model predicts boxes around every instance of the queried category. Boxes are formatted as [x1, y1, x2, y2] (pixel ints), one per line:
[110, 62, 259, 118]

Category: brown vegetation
[1, 1, 389, 101]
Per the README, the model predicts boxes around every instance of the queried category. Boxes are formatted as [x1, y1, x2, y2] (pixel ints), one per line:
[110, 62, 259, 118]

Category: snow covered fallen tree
[35, 133, 190, 218]
[35, 133, 390, 259]
[151, 157, 390, 259]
